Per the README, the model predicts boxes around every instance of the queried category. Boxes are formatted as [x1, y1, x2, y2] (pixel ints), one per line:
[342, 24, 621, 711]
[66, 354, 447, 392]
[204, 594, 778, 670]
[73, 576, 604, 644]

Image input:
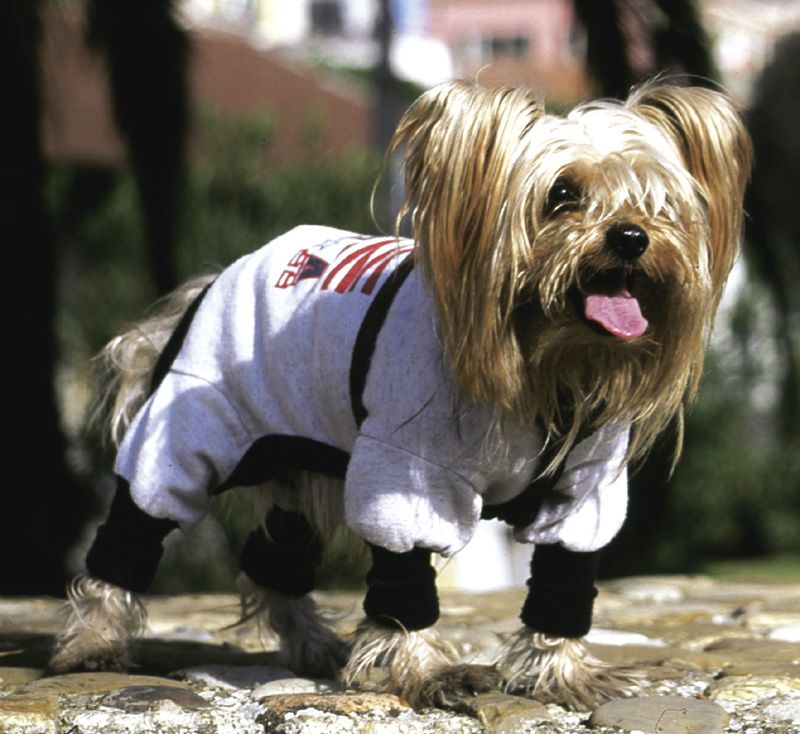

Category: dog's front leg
[50, 480, 177, 671]
[499, 544, 640, 711]
[344, 545, 501, 708]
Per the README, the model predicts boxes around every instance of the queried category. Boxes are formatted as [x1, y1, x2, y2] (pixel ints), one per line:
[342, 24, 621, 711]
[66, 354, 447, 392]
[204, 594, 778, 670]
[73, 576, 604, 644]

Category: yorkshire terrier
[50, 80, 751, 711]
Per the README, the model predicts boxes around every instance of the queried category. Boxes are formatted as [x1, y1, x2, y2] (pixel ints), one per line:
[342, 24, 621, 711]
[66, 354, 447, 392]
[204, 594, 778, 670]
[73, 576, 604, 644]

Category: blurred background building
[41, 0, 800, 166]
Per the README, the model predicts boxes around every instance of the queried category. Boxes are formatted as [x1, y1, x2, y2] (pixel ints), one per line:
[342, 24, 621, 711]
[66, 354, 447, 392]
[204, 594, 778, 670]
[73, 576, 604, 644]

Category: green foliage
[700, 554, 800, 581]
[50, 165, 154, 369]
[604, 279, 800, 578]
[649, 283, 800, 568]
[52, 108, 382, 363]
[182, 107, 382, 276]
[183, 149, 381, 276]
[314, 63, 425, 109]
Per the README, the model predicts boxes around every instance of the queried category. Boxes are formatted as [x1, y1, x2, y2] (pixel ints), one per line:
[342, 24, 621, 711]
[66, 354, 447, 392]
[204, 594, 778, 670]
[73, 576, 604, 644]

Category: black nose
[606, 223, 649, 261]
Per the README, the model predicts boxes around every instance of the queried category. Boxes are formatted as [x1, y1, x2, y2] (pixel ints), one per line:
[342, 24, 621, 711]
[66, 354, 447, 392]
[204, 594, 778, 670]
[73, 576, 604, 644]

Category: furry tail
[95, 274, 217, 447]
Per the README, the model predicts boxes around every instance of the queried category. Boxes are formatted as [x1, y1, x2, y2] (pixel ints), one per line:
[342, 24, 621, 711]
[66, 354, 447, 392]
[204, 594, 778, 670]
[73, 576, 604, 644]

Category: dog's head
[387, 80, 751, 462]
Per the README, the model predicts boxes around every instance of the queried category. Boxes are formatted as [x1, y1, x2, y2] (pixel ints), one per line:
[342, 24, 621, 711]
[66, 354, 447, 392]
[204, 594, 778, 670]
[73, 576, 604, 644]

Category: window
[483, 35, 530, 59]
[310, 0, 343, 35]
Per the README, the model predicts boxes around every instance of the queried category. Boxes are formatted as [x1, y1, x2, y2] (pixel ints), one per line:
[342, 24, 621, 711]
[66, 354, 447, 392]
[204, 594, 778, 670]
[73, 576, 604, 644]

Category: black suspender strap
[150, 282, 214, 393]
[349, 255, 414, 429]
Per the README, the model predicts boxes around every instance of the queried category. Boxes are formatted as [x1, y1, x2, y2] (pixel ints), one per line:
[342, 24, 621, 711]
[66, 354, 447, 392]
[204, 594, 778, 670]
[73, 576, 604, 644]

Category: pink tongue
[584, 290, 648, 341]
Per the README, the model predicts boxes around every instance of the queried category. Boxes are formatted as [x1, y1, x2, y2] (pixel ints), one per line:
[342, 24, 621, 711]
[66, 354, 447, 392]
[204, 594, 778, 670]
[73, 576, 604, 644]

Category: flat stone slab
[100, 684, 213, 712]
[0, 667, 43, 688]
[23, 671, 195, 695]
[257, 690, 411, 715]
[764, 699, 800, 725]
[461, 691, 552, 731]
[709, 674, 800, 701]
[253, 675, 343, 696]
[180, 663, 297, 690]
[589, 695, 730, 733]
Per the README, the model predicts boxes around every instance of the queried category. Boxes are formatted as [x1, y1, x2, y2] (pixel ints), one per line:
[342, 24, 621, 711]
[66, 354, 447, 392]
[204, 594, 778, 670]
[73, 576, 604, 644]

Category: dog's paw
[343, 619, 463, 707]
[237, 576, 349, 679]
[49, 629, 132, 673]
[410, 664, 504, 710]
[282, 619, 350, 679]
[499, 628, 643, 711]
[48, 576, 145, 673]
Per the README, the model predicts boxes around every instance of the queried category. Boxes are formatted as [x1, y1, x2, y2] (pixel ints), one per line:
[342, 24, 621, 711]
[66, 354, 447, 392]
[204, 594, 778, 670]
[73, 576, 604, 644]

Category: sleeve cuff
[520, 544, 599, 637]
[363, 545, 439, 630]
[86, 478, 177, 593]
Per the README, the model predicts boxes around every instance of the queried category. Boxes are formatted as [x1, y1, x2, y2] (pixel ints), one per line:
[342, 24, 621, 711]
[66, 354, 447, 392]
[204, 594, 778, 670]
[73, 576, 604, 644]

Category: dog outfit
[88, 225, 629, 637]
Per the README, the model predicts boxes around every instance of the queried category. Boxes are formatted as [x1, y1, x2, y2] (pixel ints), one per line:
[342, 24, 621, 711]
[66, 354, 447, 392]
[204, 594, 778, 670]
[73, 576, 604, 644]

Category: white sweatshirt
[117, 225, 629, 556]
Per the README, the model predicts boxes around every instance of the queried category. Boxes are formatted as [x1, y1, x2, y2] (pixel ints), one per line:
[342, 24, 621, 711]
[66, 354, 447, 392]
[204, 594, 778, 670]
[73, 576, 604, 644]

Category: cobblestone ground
[0, 576, 798, 733]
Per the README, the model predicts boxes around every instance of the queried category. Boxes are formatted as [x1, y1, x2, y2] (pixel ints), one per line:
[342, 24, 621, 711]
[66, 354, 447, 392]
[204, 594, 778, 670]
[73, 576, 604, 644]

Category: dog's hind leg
[237, 506, 349, 678]
[50, 480, 177, 672]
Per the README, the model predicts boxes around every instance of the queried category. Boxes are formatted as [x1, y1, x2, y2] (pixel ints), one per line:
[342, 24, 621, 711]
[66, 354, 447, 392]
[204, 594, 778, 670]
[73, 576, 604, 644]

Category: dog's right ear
[385, 80, 545, 414]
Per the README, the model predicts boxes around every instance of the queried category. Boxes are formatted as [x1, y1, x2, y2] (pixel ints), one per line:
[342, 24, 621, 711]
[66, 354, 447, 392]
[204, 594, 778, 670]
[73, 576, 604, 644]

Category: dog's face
[525, 99, 712, 348]
[388, 81, 752, 461]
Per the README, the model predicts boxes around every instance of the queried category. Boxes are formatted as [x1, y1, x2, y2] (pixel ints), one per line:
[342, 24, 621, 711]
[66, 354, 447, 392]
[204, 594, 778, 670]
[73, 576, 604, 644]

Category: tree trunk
[1, 0, 86, 594]
[88, 0, 189, 295]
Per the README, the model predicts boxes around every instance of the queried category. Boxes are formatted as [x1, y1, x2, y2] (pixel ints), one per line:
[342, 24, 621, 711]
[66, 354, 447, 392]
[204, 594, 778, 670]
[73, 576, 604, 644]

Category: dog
[50, 79, 751, 711]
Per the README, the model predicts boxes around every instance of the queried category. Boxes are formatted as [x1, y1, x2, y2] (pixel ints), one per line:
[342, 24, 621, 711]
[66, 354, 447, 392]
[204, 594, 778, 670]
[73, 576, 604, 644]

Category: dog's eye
[545, 180, 581, 216]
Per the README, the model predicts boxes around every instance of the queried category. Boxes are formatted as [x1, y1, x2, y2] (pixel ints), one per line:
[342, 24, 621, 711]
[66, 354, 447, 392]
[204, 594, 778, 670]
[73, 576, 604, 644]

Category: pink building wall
[427, 0, 588, 101]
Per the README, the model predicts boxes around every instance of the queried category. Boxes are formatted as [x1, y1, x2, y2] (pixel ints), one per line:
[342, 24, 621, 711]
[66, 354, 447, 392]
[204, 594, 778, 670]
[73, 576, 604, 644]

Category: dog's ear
[628, 85, 752, 305]
[386, 80, 545, 411]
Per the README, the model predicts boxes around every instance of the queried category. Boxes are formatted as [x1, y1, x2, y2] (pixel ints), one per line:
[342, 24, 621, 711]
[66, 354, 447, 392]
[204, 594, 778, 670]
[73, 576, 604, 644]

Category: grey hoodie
[117, 225, 629, 556]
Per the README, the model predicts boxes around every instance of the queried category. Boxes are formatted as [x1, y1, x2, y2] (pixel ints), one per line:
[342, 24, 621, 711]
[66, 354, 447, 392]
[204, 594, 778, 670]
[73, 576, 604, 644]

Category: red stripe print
[321, 238, 407, 294]
[361, 246, 413, 294]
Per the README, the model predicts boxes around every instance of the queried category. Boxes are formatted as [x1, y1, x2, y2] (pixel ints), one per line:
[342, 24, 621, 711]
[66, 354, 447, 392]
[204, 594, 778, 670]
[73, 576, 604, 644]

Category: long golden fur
[392, 81, 750, 467]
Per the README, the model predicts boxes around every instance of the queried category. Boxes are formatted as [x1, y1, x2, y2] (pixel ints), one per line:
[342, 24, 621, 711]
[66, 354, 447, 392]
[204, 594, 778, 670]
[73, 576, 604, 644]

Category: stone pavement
[0, 576, 798, 733]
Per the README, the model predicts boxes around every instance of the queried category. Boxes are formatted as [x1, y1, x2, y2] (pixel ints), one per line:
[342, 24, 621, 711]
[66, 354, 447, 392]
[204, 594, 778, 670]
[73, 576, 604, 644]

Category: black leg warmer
[363, 544, 439, 631]
[520, 544, 599, 638]
[86, 477, 177, 593]
[239, 506, 322, 597]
